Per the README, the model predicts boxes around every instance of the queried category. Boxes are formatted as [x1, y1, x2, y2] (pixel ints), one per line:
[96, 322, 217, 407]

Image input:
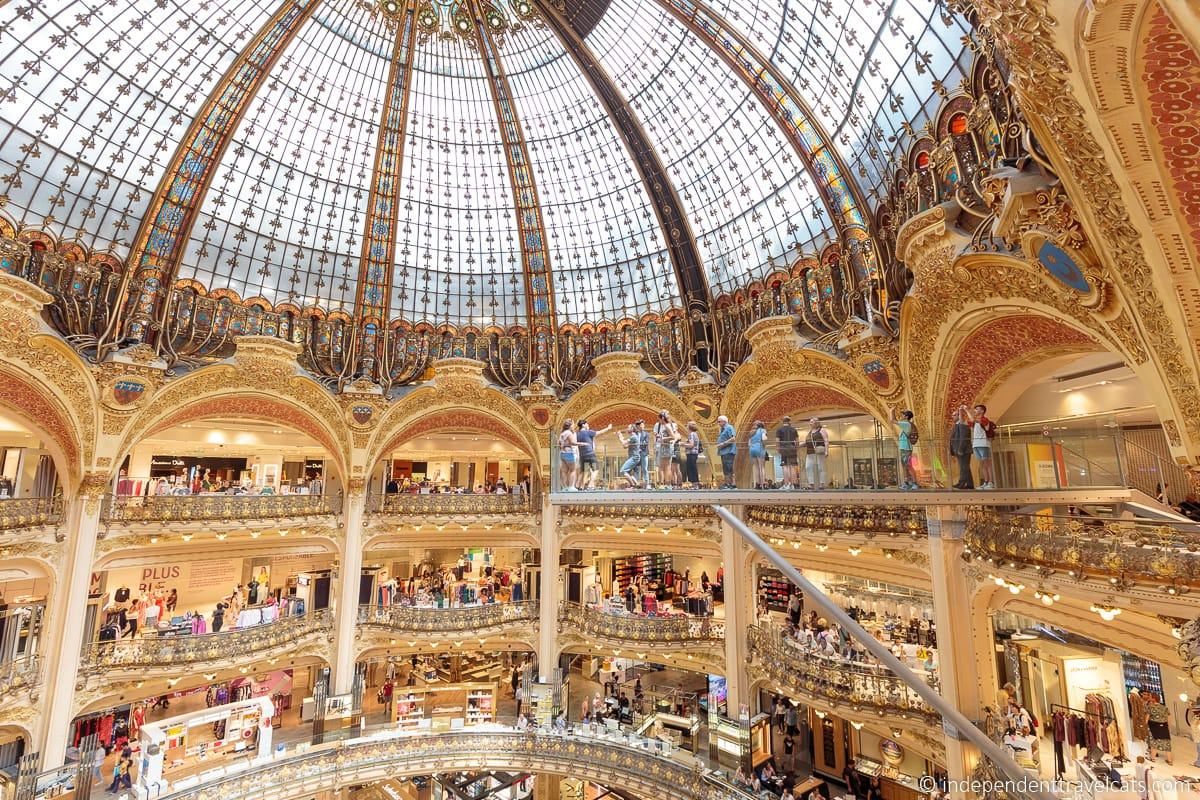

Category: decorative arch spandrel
[113, 364, 352, 484]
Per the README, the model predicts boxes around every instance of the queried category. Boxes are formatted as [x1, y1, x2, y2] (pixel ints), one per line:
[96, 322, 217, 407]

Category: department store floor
[90, 676, 523, 792]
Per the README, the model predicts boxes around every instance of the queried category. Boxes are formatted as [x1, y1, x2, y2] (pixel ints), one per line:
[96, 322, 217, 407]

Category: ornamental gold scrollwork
[963, 0, 1200, 446]
[747, 624, 941, 731]
[963, 508, 1200, 591]
[154, 729, 728, 800]
[101, 492, 342, 523]
[78, 609, 333, 675]
[557, 601, 724, 646]
[357, 601, 538, 638]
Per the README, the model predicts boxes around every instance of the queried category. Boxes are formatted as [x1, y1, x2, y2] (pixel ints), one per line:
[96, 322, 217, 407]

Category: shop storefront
[138, 695, 275, 796]
[89, 553, 335, 644]
[995, 613, 1190, 787]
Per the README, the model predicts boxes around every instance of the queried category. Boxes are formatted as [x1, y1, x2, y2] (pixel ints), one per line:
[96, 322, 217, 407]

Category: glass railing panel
[551, 432, 1131, 493]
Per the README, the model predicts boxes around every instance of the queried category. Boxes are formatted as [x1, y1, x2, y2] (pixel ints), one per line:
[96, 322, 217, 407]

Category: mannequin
[584, 578, 602, 607]
[1130, 688, 1150, 746]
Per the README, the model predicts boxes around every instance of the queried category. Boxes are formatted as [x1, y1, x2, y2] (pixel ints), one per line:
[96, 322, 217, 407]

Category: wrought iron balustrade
[0, 496, 64, 531]
[358, 601, 538, 635]
[964, 509, 1200, 589]
[558, 602, 724, 645]
[155, 729, 729, 800]
[747, 624, 939, 725]
[747, 505, 928, 538]
[101, 492, 341, 523]
[373, 491, 534, 516]
[0, 654, 40, 698]
[79, 609, 331, 673]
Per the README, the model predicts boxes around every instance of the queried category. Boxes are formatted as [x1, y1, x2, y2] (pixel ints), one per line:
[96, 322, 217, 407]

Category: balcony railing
[746, 505, 927, 538]
[373, 491, 534, 515]
[102, 492, 341, 523]
[79, 610, 331, 673]
[747, 624, 939, 726]
[964, 509, 1200, 589]
[357, 601, 538, 635]
[154, 728, 724, 800]
[551, 430, 1131, 493]
[558, 602, 724, 645]
[0, 496, 64, 531]
[0, 654, 40, 698]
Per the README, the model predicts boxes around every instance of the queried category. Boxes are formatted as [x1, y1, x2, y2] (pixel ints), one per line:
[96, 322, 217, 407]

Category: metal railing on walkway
[102, 492, 341, 523]
[357, 601, 538, 635]
[0, 496, 63, 530]
[558, 601, 724, 644]
[79, 610, 331, 673]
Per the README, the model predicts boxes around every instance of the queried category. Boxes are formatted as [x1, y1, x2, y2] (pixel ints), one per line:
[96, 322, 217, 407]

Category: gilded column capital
[77, 472, 111, 516]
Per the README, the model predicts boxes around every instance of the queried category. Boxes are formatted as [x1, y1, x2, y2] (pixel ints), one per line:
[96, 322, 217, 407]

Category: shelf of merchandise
[393, 693, 427, 731]
[613, 554, 673, 591]
[466, 690, 496, 725]
[757, 568, 796, 613]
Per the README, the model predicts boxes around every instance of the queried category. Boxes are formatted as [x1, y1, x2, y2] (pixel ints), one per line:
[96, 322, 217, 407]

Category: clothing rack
[1050, 701, 1120, 782]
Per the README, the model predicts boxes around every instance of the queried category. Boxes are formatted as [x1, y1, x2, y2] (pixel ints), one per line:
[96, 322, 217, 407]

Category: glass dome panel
[0, 0, 277, 254]
[586, 0, 837, 297]
[182, 0, 392, 311]
[499, 20, 682, 325]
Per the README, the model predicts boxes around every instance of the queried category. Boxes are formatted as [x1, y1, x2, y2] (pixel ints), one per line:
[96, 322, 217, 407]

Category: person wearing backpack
[969, 403, 998, 489]
[894, 409, 919, 490]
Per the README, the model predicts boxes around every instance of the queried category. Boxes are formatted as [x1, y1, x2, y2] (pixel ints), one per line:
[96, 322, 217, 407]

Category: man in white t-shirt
[969, 404, 997, 489]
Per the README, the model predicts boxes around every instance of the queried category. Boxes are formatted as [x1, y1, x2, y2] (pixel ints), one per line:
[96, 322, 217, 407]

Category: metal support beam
[100, 0, 322, 360]
[472, 2, 560, 383]
[653, 0, 882, 293]
[350, 7, 420, 386]
[537, 0, 718, 372]
[712, 504, 1058, 800]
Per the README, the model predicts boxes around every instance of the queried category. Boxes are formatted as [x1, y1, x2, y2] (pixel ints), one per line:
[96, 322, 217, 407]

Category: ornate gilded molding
[358, 601, 538, 639]
[747, 624, 941, 733]
[964, 508, 1200, 592]
[78, 609, 332, 678]
[0, 496, 64, 532]
[747, 505, 928, 540]
[964, 0, 1200, 447]
[150, 729, 731, 800]
[101, 493, 341, 524]
[557, 602, 724, 674]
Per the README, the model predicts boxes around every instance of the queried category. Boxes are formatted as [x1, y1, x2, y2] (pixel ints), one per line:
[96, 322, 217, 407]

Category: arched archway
[116, 390, 350, 487]
[936, 312, 1105, 423]
[0, 368, 82, 495]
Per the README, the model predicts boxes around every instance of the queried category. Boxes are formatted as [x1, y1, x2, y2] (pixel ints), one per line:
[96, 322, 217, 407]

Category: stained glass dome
[0, 0, 971, 331]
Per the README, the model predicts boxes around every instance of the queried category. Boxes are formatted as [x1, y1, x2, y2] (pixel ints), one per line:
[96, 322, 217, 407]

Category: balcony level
[77, 609, 333, 681]
[356, 601, 539, 656]
[557, 601, 725, 674]
[746, 624, 941, 736]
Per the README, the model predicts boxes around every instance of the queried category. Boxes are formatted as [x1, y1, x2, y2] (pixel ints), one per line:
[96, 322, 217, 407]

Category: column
[538, 497, 559, 681]
[332, 487, 367, 694]
[927, 506, 989, 784]
[533, 774, 561, 800]
[38, 476, 107, 768]
[719, 509, 750, 714]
